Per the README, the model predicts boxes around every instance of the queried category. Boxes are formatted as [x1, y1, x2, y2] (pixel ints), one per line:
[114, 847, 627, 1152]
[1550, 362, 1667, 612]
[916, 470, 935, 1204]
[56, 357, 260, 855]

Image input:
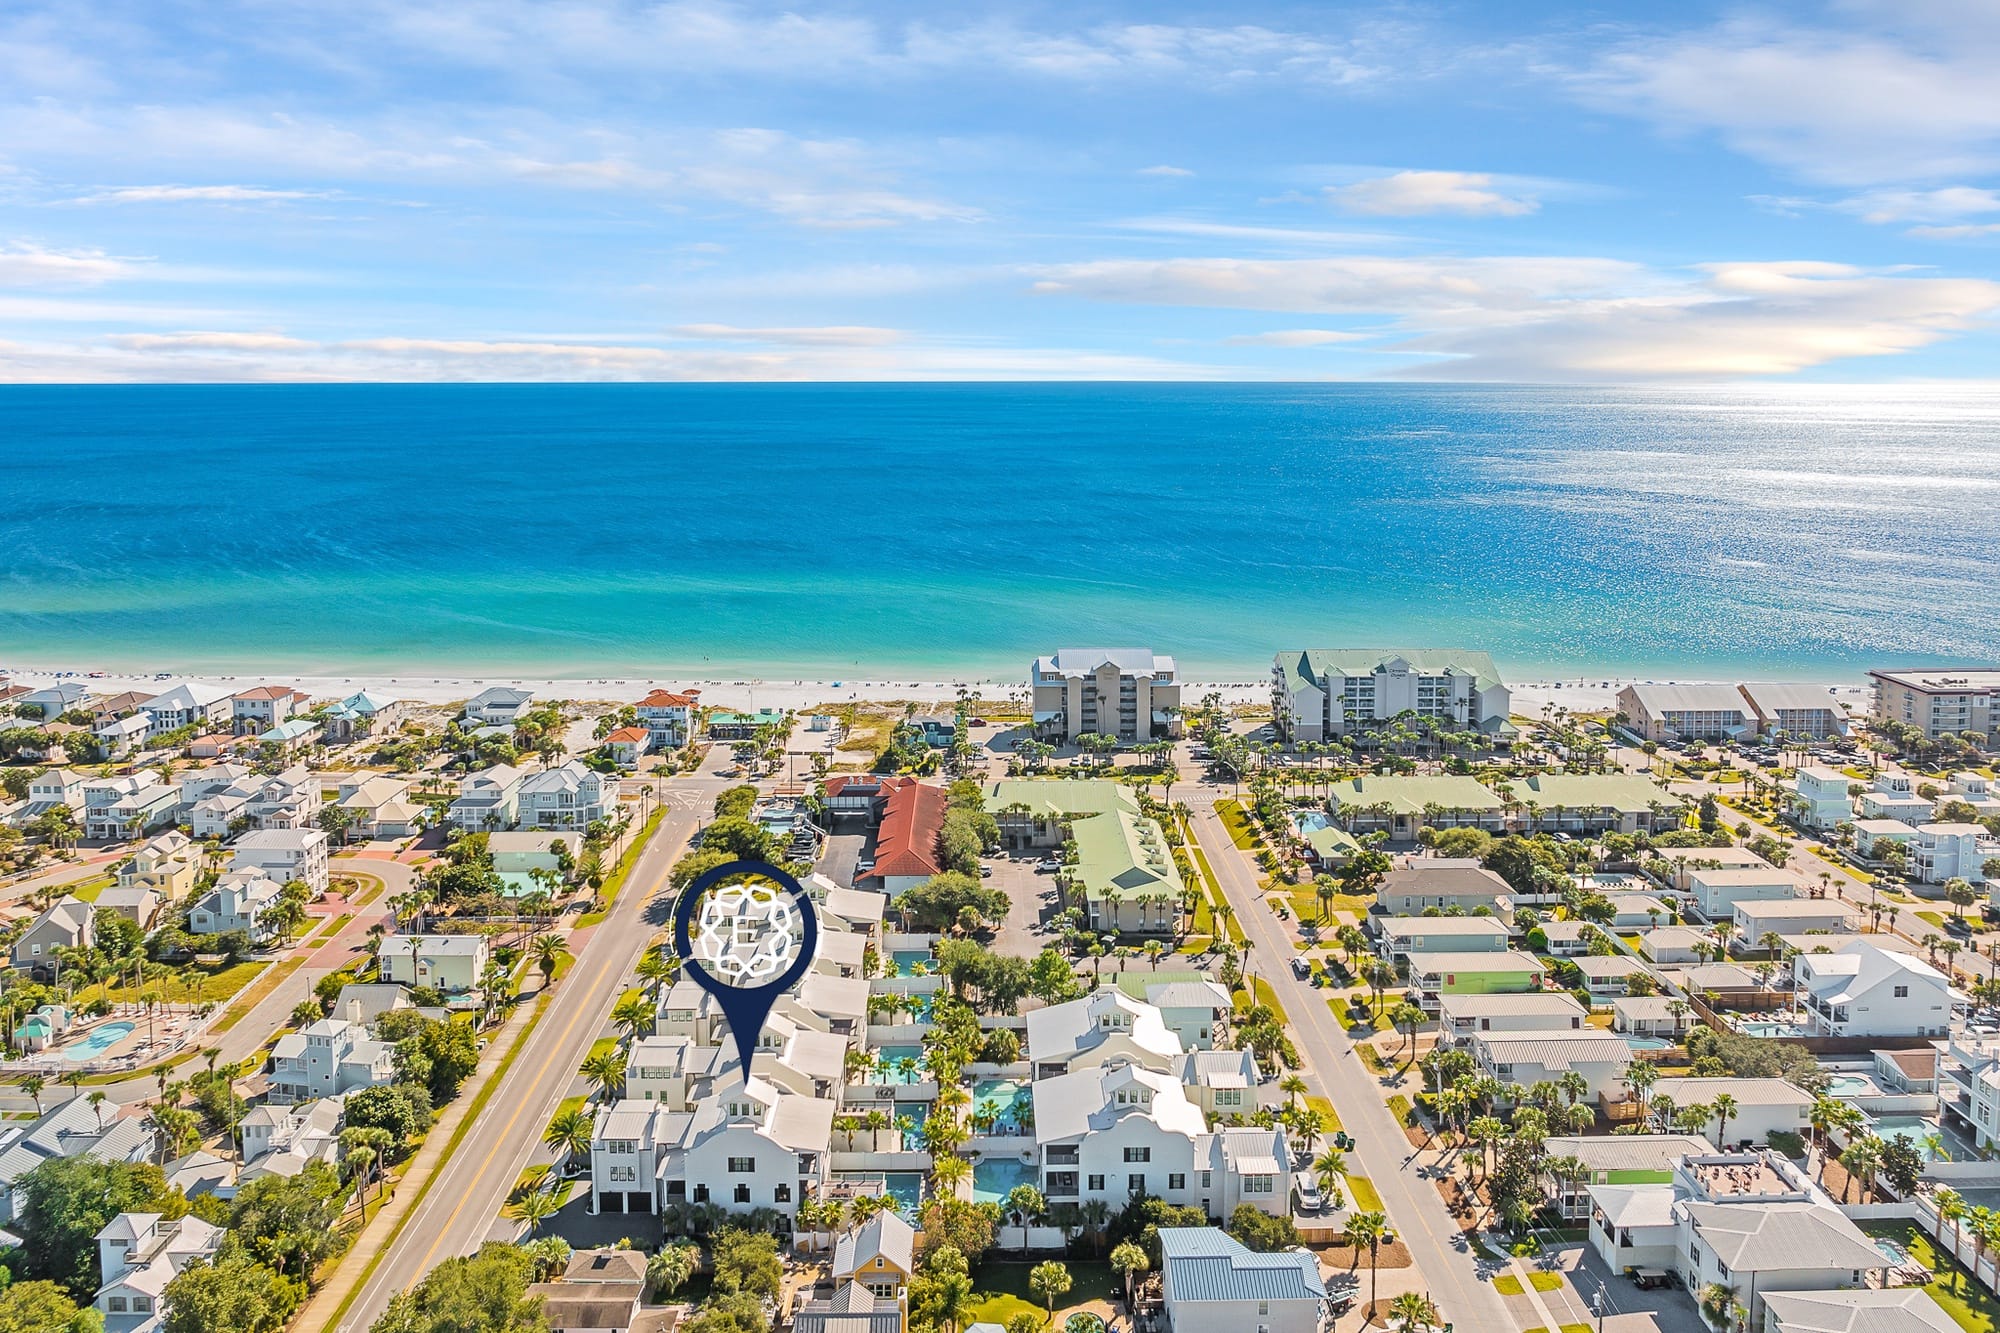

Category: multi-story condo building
[635, 689, 699, 748]
[1273, 648, 1510, 744]
[1615, 683, 1752, 742]
[1031, 648, 1182, 744]
[1911, 823, 1991, 885]
[1869, 667, 2000, 741]
[1738, 683, 1849, 739]
[1790, 766, 1855, 830]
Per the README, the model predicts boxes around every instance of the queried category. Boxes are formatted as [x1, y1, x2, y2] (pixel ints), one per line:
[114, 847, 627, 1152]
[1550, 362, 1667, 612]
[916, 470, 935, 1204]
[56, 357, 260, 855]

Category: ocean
[3, 382, 1997, 683]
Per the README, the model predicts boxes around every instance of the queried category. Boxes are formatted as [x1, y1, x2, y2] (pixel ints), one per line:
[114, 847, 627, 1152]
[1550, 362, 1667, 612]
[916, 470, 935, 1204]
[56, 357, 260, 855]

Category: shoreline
[0, 660, 1874, 717]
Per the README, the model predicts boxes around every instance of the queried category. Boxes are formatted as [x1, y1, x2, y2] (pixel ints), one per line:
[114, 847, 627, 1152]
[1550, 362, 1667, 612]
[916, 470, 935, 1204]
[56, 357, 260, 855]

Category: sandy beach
[0, 661, 1872, 718]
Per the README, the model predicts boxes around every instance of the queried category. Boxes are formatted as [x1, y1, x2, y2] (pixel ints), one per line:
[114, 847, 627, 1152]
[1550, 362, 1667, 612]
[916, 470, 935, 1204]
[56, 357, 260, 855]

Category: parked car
[1295, 1175, 1323, 1213]
[1291, 957, 1312, 979]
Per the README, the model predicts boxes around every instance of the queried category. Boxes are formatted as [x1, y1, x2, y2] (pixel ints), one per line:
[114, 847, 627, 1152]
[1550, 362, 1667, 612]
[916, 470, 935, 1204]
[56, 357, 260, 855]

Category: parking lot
[986, 849, 1066, 958]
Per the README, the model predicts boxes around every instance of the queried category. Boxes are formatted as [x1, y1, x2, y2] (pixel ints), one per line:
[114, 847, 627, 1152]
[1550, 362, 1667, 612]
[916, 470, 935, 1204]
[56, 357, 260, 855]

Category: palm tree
[544, 1106, 594, 1167]
[1711, 1093, 1739, 1149]
[1390, 1291, 1439, 1333]
[1029, 1260, 1072, 1323]
[1840, 1135, 1883, 1204]
[87, 1090, 108, 1131]
[1081, 1199, 1112, 1257]
[1347, 1211, 1389, 1317]
[18, 1075, 45, 1116]
[580, 1051, 627, 1101]
[1314, 1148, 1348, 1197]
[509, 1185, 563, 1237]
[530, 933, 567, 987]
[1937, 1186, 1967, 1255]
[1110, 1241, 1149, 1306]
[611, 994, 653, 1042]
[1279, 1074, 1307, 1108]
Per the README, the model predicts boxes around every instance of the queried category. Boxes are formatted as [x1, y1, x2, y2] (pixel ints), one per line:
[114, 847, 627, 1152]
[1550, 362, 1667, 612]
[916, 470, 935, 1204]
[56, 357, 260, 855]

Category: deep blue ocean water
[3, 382, 1997, 681]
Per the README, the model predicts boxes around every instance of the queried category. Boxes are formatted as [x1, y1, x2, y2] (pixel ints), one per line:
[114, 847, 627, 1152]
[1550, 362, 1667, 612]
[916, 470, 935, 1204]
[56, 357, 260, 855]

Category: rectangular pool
[972, 1156, 1038, 1206]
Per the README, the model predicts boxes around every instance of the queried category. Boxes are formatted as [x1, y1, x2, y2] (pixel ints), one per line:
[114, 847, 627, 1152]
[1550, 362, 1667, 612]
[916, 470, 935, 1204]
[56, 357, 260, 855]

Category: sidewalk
[295, 977, 548, 1333]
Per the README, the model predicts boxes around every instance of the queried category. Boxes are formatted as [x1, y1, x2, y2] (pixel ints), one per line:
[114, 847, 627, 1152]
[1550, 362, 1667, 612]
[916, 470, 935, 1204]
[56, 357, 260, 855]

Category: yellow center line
[395, 845, 676, 1291]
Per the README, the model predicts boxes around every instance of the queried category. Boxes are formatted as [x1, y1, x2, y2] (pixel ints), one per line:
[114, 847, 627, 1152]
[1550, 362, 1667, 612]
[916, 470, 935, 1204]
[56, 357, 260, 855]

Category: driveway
[1549, 1241, 1709, 1333]
[989, 852, 1063, 958]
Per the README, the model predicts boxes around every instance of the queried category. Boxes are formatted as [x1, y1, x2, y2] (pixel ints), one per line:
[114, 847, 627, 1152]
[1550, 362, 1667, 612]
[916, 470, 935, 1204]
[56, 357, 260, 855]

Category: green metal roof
[986, 778, 1139, 818]
[1326, 774, 1506, 815]
[1069, 806, 1185, 902]
[1280, 648, 1505, 693]
[1507, 773, 1683, 814]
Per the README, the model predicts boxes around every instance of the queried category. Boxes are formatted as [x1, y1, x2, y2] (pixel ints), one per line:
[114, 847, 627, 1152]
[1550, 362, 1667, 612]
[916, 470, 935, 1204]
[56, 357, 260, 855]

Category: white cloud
[1138, 165, 1194, 177]
[1841, 186, 2000, 224]
[106, 331, 315, 351]
[1580, 16, 2000, 183]
[1035, 252, 2000, 379]
[0, 240, 133, 286]
[1032, 254, 1643, 315]
[1908, 223, 2000, 240]
[667, 323, 904, 346]
[1327, 170, 1537, 217]
[1225, 329, 1369, 346]
[78, 184, 339, 205]
[1112, 217, 1400, 246]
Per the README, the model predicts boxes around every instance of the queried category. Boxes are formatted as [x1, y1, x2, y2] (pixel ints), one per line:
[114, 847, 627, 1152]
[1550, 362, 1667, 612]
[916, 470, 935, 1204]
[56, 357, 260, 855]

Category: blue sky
[3, 0, 1999, 381]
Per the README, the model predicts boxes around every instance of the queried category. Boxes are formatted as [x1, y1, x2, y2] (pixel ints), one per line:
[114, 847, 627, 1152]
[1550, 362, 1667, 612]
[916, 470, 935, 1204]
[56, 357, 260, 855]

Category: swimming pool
[1294, 811, 1333, 833]
[871, 1046, 926, 1084]
[891, 950, 932, 976]
[973, 1156, 1038, 1205]
[1825, 1073, 1874, 1097]
[881, 1173, 923, 1215]
[973, 1079, 1028, 1127]
[63, 1021, 134, 1061]
[1870, 1116, 1942, 1157]
[901, 1103, 931, 1150]
[1735, 1021, 1809, 1039]
[1623, 1036, 1671, 1051]
[1875, 1238, 1906, 1266]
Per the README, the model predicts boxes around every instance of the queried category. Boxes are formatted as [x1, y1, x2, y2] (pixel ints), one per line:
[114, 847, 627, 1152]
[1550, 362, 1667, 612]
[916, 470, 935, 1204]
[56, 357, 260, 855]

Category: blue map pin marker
[671, 858, 820, 1079]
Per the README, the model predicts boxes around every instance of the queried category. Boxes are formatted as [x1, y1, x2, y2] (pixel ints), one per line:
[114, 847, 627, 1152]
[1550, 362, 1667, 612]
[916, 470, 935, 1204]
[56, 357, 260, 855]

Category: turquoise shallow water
[4, 382, 1998, 679]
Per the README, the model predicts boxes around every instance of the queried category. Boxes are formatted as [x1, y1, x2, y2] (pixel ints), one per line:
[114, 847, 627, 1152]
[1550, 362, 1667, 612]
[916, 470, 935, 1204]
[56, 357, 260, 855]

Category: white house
[1157, 1227, 1328, 1333]
[1637, 927, 1709, 965]
[1034, 1064, 1214, 1214]
[1795, 940, 1952, 1038]
[1439, 993, 1589, 1042]
[1765, 1290, 1962, 1333]
[450, 764, 525, 832]
[187, 869, 284, 941]
[1858, 774, 1934, 826]
[16, 681, 88, 718]
[1472, 1030, 1634, 1106]
[1024, 988, 1184, 1080]
[232, 684, 309, 735]
[141, 681, 235, 737]
[229, 827, 329, 893]
[515, 762, 614, 831]
[91, 712, 151, 759]
[1649, 1079, 1814, 1146]
[82, 776, 179, 840]
[378, 934, 491, 993]
[1680, 1199, 1885, 1330]
[604, 726, 651, 769]
[1791, 767, 1856, 830]
[1374, 865, 1514, 915]
[465, 686, 535, 726]
[93, 1211, 225, 1329]
[268, 1018, 395, 1103]
[1613, 996, 1692, 1038]
[0, 1099, 156, 1224]
[635, 689, 699, 748]
[18, 766, 88, 821]
[1684, 867, 1803, 920]
[591, 1074, 834, 1223]
[238, 1096, 344, 1184]
[1146, 980, 1234, 1052]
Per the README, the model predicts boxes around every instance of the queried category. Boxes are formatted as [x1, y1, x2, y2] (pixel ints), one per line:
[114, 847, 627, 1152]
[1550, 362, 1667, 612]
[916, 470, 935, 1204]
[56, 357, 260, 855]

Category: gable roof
[834, 1209, 915, 1278]
[1765, 1290, 1960, 1333]
[1159, 1226, 1326, 1302]
[869, 781, 947, 880]
[1279, 648, 1504, 693]
[1474, 1030, 1634, 1070]
[1684, 1201, 1884, 1272]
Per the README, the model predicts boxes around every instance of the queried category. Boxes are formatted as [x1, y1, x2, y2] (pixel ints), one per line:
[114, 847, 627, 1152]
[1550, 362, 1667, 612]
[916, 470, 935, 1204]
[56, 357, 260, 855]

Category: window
[1128, 1173, 1145, 1193]
[109, 1299, 128, 1313]
[1259, 1302, 1270, 1316]
[133, 1298, 152, 1313]
[727, 1156, 756, 1173]
[1169, 1173, 1185, 1191]
[734, 1184, 751, 1203]
[1244, 1176, 1273, 1194]
[1088, 1175, 1104, 1191]
[869, 1282, 898, 1298]
[775, 1183, 791, 1203]
[1201, 1171, 1212, 1187]
[694, 1184, 709, 1202]
[1894, 985, 1909, 998]
[1123, 1147, 1151, 1163]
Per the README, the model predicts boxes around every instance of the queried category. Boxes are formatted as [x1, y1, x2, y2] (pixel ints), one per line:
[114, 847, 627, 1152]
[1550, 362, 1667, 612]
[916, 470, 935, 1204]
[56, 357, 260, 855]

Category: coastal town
[0, 653, 1996, 1333]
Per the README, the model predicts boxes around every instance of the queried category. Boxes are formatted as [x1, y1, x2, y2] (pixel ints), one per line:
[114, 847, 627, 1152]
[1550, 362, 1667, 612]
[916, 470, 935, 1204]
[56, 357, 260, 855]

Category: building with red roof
[605, 726, 652, 769]
[636, 689, 699, 749]
[866, 781, 948, 894]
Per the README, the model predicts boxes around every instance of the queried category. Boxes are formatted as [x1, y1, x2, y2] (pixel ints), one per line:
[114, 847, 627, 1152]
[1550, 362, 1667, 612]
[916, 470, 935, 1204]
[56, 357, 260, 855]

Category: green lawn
[1496, 1275, 1525, 1296]
[1860, 1221, 1999, 1333]
[1346, 1175, 1384, 1211]
[964, 1261, 1114, 1326]
[576, 806, 667, 927]
[1531, 1272, 1565, 1292]
[1215, 800, 1260, 850]
[74, 959, 268, 1010]
[66, 874, 116, 903]
[1305, 1095, 1344, 1134]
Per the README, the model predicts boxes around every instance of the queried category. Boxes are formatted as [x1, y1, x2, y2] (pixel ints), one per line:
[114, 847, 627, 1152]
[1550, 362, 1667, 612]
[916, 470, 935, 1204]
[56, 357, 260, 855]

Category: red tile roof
[869, 781, 948, 881]
[638, 690, 697, 708]
[605, 727, 649, 745]
[823, 774, 917, 800]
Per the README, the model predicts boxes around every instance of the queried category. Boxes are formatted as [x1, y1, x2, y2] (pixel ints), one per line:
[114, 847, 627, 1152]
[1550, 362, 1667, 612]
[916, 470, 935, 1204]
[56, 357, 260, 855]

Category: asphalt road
[1189, 790, 1516, 1333]
[331, 785, 711, 1332]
